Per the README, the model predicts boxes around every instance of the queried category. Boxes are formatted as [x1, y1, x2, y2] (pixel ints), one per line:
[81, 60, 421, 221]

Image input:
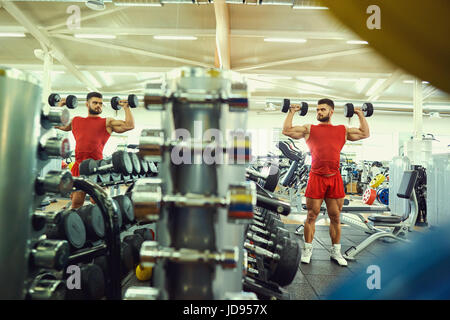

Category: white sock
[332, 244, 341, 251]
[304, 242, 313, 249]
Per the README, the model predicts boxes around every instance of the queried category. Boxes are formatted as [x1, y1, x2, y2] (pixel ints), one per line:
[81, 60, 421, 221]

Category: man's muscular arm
[282, 105, 309, 140]
[107, 103, 135, 133]
[55, 122, 72, 131]
[346, 108, 370, 141]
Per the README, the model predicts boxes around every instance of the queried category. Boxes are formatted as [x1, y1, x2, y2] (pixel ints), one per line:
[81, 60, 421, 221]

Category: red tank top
[306, 124, 346, 175]
[70, 116, 111, 176]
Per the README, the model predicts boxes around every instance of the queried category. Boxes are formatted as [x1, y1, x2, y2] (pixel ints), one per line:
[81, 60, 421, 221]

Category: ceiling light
[0, 33, 26, 37]
[346, 40, 369, 45]
[75, 34, 116, 39]
[403, 80, 430, 84]
[292, 5, 328, 9]
[114, 2, 162, 6]
[264, 38, 307, 43]
[86, 0, 106, 11]
[153, 35, 197, 40]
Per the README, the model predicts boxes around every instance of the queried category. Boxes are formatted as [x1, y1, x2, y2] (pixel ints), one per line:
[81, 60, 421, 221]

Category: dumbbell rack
[0, 68, 75, 299]
[127, 67, 255, 300]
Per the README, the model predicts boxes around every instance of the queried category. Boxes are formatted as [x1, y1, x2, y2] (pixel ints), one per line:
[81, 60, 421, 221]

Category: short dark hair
[318, 98, 334, 110]
[86, 92, 102, 101]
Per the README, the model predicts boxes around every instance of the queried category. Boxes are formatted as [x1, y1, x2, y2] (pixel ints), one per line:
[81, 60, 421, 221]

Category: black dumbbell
[281, 99, 308, 116]
[65, 264, 105, 300]
[251, 214, 284, 232]
[112, 194, 135, 226]
[244, 236, 300, 287]
[128, 152, 141, 176]
[247, 224, 290, 244]
[97, 159, 111, 184]
[139, 156, 149, 175]
[76, 204, 105, 242]
[79, 151, 133, 176]
[30, 239, 70, 271]
[246, 164, 280, 192]
[44, 209, 87, 251]
[122, 234, 144, 268]
[111, 94, 138, 110]
[134, 228, 155, 241]
[344, 102, 374, 118]
[48, 93, 78, 109]
[267, 237, 301, 287]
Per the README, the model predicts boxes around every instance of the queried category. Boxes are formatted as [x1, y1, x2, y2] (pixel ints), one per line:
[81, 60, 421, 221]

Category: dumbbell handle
[247, 267, 259, 275]
[244, 242, 280, 261]
[256, 194, 291, 216]
[248, 224, 272, 238]
[246, 232, 273, 247]
[251, 220, 267, 228]
[93, 163, 114, 174]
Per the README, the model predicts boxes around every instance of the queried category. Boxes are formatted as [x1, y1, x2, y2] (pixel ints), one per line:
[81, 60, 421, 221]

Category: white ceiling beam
[48, 27, 217, 37]
[246, 77, 349, 100]
[214, 0, 231, 69]
[44, 6, 127, 31]
[1, 1, 99, 91]
[367, 69, 403, 101]
[44, 27, 353, 40]
[423, 87, 438, 101]
[233, 48, 371, 72]
[51, 34, 214, 68]
[292, 78, 358, 98]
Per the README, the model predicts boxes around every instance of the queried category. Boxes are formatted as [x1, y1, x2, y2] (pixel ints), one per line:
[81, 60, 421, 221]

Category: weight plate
[111, 96, 121, 111]
[268, 237, 300, 286]
[264, 164, 280, 192]
[282, 99, 290, 113]
[344, 103, 354, 118]
[300, 102, 308, 116]
[363, 102, 374, 117]
[377, 188, 389, 205]
[63, 211, 86, 249]
[369, 174, 386, 188]
[129, 152, 141, 175]
[113, 194, 135, 225]
[48, 93, 61, 107]
[112, 151, 133, 175]
[66, 95, 78, 109]
[139, 157, 149, 174]
[128, 94, 139, 108]
[121, 242, 134, 274]
[362, 188, 377, 205]
[83, 264, 105, 300]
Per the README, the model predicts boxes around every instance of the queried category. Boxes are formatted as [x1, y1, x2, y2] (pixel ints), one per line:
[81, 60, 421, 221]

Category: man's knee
[306, 210, 320, 224]
[71, 191, 86, 209]
[328, 212, 340, 224]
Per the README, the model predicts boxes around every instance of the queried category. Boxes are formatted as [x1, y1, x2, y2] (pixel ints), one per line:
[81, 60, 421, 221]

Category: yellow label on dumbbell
[230, 194, 253, 204]
[369, 174, 386, 188]
[136, 264, 152, 281]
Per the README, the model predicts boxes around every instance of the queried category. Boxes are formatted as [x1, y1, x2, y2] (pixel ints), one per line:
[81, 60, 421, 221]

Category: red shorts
[304, 172, 346, 199]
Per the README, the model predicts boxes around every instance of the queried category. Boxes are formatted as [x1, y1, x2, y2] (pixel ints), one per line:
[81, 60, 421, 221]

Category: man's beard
[318, 115, 330, 122]
[89, 107, 102, 115]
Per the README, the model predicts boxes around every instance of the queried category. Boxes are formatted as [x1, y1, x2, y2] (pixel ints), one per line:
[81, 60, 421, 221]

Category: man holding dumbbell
[282, 98, 370, 266]
[55, 92, 135, 209]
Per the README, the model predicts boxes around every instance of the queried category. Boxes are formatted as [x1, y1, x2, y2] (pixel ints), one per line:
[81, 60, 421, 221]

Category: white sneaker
[330, 244, 348, 267]
[301, 243, 313, 264]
